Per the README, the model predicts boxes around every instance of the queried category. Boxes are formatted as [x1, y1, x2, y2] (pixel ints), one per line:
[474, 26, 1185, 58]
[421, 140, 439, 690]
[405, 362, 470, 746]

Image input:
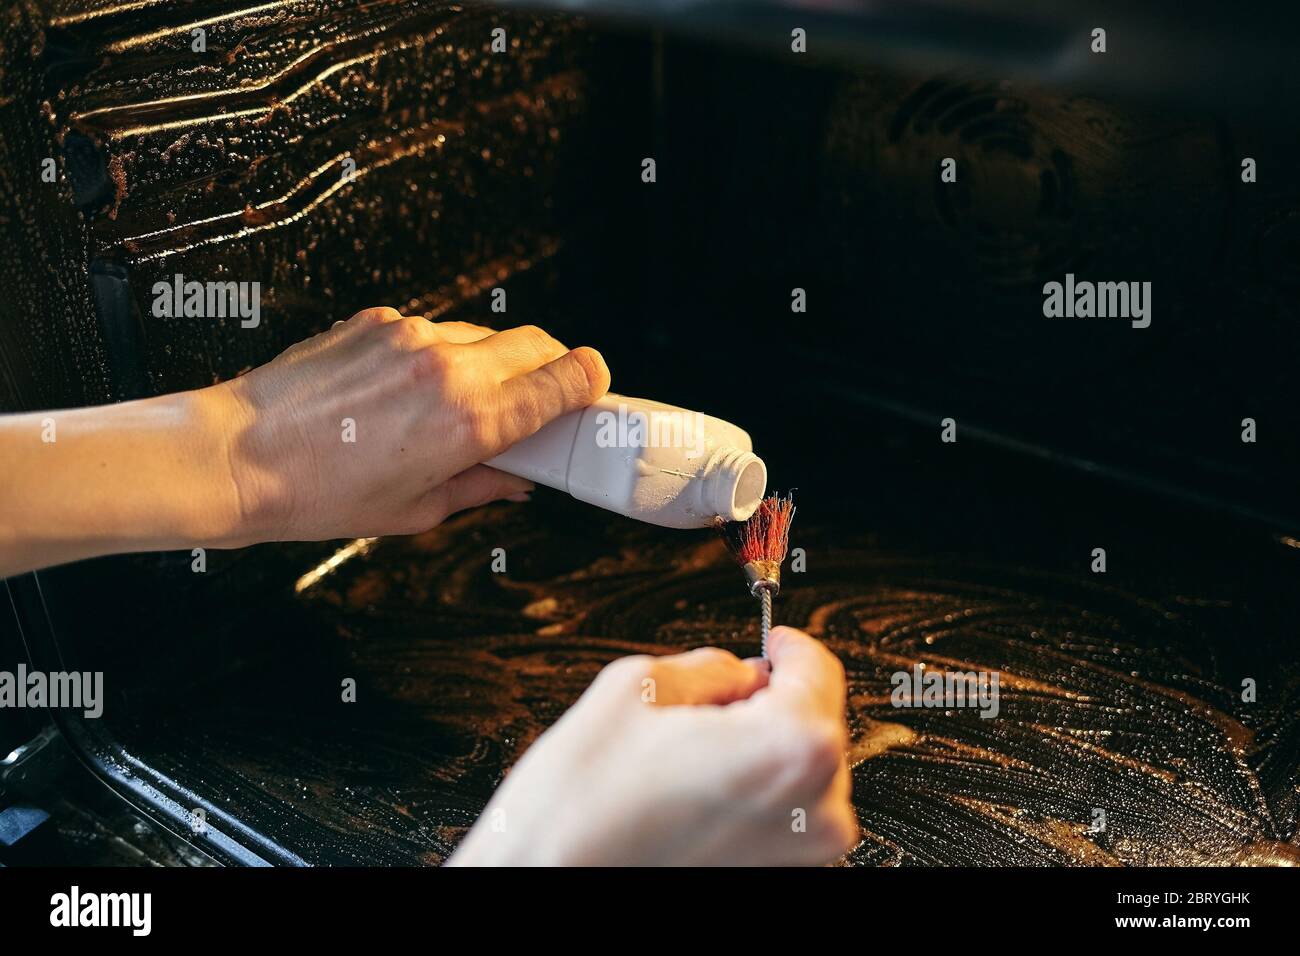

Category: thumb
[646, 646, 771, 707]
[762, 626, 847, 722]
[488, 347, 611, 455]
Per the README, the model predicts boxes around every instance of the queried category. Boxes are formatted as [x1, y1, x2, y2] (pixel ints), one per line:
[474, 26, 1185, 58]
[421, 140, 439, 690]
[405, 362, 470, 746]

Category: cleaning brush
[716, 492, 796, 659]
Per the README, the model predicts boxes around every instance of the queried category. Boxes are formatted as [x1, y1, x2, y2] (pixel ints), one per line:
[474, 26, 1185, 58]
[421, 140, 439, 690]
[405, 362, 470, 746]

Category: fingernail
[506, 492, 531, 503]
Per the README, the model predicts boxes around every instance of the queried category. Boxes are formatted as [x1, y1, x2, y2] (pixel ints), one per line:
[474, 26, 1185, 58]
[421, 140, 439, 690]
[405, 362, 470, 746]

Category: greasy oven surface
[6, 1, 1300, 867]
[85, 430, 1300, 866]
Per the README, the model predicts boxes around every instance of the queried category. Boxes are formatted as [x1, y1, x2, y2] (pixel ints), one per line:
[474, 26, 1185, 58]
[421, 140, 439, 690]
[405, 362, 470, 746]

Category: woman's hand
[448, 626, 859, 866]
[0, 310, 609, 576]
[212, 309, 610, 545]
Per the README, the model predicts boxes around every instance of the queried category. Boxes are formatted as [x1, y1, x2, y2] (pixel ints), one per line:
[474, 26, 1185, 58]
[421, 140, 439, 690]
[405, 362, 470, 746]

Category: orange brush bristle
[716, 492, 796, 592]
[719, 493, 795, 567]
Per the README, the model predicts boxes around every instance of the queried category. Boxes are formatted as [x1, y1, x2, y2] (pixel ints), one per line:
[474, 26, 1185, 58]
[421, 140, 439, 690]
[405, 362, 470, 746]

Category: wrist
[198, 378, 291, 548]
[128, 386, 252, 552]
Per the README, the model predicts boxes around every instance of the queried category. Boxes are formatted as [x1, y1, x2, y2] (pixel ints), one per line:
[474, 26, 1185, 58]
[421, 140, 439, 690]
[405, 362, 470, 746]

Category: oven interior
[2, 1, 1299, 865]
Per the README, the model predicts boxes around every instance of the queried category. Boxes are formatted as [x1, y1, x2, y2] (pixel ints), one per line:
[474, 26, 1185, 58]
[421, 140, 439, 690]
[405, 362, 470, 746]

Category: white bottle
[488, 393, 767, 529]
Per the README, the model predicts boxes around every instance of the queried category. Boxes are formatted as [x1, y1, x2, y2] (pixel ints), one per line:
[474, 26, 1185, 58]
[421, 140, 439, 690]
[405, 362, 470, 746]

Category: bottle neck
[702, 446, 767, 522]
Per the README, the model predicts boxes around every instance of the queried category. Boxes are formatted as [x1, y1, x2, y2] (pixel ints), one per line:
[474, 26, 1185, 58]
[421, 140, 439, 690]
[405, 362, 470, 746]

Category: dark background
[2, 0, 1299, 865]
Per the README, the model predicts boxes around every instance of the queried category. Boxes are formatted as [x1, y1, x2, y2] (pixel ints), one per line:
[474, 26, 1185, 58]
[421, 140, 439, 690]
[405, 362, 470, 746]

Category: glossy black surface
[27, 411, 1299, 865]
[1, 2, 1298, 865]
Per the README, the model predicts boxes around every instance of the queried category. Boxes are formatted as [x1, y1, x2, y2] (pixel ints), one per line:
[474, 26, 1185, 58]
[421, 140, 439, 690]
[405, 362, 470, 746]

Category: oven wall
[637, 38, 1300, 532]
[0, 0, 651, 693]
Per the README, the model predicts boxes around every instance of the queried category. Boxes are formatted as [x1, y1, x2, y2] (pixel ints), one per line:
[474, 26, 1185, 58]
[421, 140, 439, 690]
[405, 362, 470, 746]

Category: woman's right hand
[449, 626, 859, 866]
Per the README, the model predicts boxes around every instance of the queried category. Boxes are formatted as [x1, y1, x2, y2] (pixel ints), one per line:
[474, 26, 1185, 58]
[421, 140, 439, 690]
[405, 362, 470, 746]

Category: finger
[434, 320, 497, 344]
[647, 647, 771, 707]
[805, 768, 860, 860]
[489, 347, 610, 453]
[468, 325, 569, 379]
[784, 794, 858, 866]
[762, 626, 847, 723]
[419, 465, 533, 525]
